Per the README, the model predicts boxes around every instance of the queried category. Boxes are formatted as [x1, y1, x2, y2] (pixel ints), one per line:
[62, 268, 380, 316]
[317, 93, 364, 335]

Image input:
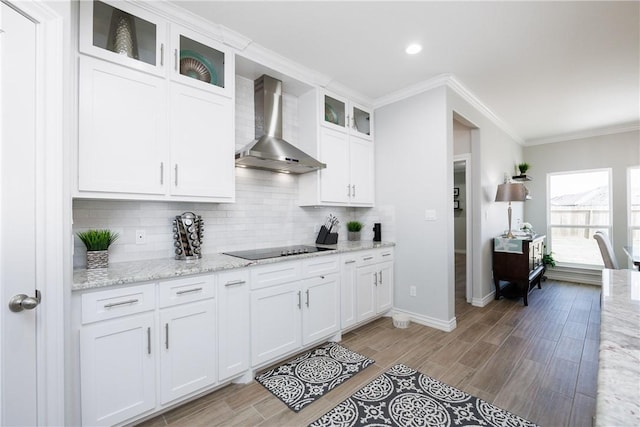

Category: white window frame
[546, 168, 613, 268]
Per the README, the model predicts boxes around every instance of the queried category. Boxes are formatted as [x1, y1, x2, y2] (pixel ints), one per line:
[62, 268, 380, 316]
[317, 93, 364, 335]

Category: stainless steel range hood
[235, 75, 326, 174]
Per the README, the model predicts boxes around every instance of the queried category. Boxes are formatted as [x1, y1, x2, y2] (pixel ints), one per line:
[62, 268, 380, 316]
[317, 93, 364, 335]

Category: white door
[376, 261, 394, 314]
[0, 4, 38, 425]
[319, 127, 350, 204]
[302, 273, 340, 345]
[218, 270, 250, 381]
[349, 136, 374, 205]
[355, 265, 376, 322]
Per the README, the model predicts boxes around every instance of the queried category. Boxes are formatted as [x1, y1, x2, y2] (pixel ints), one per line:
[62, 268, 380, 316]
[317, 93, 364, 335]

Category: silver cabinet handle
[160, 162, 164, 185]
[165, 323, 169, 349]
[104, 299, 139, 309]
[345, 260, 356, 264]
[297, 291, 301, 309]
[346, 114, 350, 129]
[347, 184, 351, 197]
[382, 253, 391, 257]
[374, 272, 378, 286]
[147, 327, 151, 355]
[176, 287, 202, 295]
[363, 256, 373, 261]
[225, 280, 246, 287]
[352, 185, 356, 197]
[174, 48, 178, 71]
[174, 164, 178, 186]
[305, 289, 310, 307]
[379, 270, 383, 284]
[160, 43, 164, 66]
[351, 115, 356, 129]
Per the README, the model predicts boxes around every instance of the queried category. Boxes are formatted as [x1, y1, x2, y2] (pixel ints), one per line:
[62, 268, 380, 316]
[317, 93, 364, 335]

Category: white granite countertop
[595, 268, 640, 426]
[72, 241, 395, 291]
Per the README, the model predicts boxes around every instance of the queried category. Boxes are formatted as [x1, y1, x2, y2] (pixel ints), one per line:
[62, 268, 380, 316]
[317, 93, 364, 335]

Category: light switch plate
[425, 209, 437, 221]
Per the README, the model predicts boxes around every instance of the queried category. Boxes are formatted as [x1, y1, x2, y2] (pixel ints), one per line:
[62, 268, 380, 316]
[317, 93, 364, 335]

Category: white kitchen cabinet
[302, 273, 340, 345]
[80, 313, 156, 426]
[251, 281, 302, 366]
[159, 299, 217, 405]
[340, 256, 358, 329]
[169, 83, 234, 200]
[298, 89, 374, 207]
[78, 56, 167, 195]
[353, 248, 395, 324]
[76, 1, 235, 202]
[250, 256, 340, 367]
[79, 0, 166, 77]
[217, 269, 250, 381]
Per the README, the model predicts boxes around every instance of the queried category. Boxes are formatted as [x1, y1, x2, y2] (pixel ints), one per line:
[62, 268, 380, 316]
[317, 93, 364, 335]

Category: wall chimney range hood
[235, 75, 326, 174]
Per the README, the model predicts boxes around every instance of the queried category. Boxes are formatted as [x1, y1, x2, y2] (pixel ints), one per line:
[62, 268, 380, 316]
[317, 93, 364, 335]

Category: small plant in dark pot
[77, 229, 119, 269]
[347, 221, 363, 241]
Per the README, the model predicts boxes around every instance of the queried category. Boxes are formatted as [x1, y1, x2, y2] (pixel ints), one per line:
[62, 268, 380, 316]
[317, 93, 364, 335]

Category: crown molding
[524, 122, 640, 146]
[373, 74, 525, 145]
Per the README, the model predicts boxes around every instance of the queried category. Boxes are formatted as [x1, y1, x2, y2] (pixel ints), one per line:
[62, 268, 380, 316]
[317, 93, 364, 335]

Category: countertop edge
[72, 241, 395, 291]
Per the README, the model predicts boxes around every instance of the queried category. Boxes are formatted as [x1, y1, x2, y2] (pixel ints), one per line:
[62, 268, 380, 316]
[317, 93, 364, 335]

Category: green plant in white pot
[77, 229, 119, 269]
[347, 221, 363, 241]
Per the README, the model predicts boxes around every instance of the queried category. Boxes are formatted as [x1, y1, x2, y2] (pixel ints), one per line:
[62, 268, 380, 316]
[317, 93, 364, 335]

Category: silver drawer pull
[382, 253, 391, 257]
[147, 327, 151, 355]
[363, 256, 374, 261]
[225, 280, 246, 287]
[165, 323, 169, 350]
[176, 287, 203, 295]
[104, 299, 139, 309]
[345, 260, 356, 264]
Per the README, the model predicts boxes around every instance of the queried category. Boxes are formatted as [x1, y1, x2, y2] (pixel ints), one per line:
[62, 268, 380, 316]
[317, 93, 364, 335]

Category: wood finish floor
[138, 257, 600, 426]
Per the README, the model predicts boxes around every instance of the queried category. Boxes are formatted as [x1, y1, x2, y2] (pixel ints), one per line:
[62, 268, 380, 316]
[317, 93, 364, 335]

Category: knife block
[315, 226, 338, 245]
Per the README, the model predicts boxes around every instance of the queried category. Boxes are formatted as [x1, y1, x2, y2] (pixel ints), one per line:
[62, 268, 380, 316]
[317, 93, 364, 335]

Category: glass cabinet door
[79, 0, 165, 76]
[170, 25, 233, 97]
[322, 94, 347, 130]
[350, 103, 372, 139]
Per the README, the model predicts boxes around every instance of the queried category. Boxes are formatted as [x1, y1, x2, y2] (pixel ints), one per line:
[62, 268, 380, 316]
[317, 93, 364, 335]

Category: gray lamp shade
[495, 183, 527, 202]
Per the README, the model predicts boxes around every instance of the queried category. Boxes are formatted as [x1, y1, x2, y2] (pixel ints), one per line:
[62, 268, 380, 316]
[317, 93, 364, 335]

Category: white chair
[593, 231, 619, 269]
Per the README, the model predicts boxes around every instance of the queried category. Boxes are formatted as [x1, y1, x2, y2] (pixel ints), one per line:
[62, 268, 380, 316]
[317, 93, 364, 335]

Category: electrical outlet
[135, 229, 146, 245]
[410, 286, 417, 297]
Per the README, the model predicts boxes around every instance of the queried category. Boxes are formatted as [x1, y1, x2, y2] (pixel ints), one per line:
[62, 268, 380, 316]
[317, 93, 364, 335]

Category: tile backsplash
[72, 76, 393, 268]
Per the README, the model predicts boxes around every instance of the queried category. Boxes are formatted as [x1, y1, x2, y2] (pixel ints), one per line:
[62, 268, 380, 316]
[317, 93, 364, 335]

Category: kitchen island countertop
[72, 241, 395, 291]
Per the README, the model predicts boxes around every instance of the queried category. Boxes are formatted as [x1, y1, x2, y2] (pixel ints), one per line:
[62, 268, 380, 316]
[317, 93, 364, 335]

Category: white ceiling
[172, 1, 640, 144]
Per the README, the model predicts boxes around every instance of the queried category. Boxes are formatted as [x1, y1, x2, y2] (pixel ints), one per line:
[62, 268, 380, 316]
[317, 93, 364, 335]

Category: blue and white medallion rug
[255, 342, 374, 412]
[309, 364, 539, 427]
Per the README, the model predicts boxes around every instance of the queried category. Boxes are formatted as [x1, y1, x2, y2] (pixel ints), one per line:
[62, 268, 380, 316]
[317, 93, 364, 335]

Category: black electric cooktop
[224, 245, 335, 260]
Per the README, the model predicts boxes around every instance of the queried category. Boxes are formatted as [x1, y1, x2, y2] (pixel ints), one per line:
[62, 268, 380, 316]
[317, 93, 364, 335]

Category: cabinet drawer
[158, 275, 215, 308]
[302, 255, 339, 276]
[251, 261, 301, 290]
[81, 283, 155, 324]
[377, 248, 394, 262]
[356, 251, 378, 267]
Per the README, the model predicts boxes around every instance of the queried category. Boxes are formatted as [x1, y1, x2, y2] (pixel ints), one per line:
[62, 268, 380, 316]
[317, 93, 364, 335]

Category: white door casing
[0, 1, 65, 425]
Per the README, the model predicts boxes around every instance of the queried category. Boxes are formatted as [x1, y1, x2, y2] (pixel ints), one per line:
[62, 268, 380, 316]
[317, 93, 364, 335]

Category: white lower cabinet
[159, 299, 216, 405]
[218, 269, 250, 381]
[250, 257, 340, 367]
[344, 248, 395, 327]
[302, 273, 340, 345]
[80, 312, 156, 427]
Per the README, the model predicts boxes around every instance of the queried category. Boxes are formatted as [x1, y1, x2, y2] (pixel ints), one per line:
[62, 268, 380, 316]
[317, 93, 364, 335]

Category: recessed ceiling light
[405, 43, 422, 55]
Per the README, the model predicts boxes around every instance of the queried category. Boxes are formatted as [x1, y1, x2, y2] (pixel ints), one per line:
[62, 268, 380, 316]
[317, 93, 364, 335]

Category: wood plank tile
[537, 320, 564, 341]
[458, 341, 499, 369]
[542, 358, 579, 397]
[481, 324, 514, 346]
[528, 388, 573, 427]
[554, 335, 584, 364]
[493, 359, 545, 419]
[576, 360, 598, 398]
[569, 392, 596, 427]
[581, 338, 599, 364]
[524, 336, 557, 365]
[561, 320, 588, 340]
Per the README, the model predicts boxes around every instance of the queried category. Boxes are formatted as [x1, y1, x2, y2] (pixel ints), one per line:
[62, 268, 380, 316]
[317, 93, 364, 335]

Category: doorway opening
[452, 114, 476, 317]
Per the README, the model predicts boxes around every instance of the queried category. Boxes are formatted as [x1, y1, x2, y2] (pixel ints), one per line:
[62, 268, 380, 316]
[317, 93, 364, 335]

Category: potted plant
[347, 221, 363, 241]
[77, 229, 119, 269]
[543, 246, 556, 268]
[517, 162, 530, 176]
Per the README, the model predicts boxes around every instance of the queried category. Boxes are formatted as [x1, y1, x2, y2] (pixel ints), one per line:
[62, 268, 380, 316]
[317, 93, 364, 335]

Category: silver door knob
[9, 290, 41, 312]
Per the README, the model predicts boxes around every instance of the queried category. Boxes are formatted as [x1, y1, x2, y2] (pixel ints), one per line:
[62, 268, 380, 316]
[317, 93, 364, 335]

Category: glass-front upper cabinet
[321, 92, 372, 140]
[170, 25, 233, 97]
[79, 0, 166, 77]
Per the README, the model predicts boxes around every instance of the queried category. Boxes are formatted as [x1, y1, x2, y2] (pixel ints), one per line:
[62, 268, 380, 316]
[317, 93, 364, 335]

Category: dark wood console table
[492, 234, 546, 306]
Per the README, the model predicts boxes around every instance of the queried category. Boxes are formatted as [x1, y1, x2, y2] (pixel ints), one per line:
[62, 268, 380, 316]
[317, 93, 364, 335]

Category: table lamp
[495, 182, 527, 238]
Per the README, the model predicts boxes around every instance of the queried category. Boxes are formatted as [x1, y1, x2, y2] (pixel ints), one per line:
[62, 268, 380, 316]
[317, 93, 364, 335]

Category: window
[548, 169, 612, 266]
[629, 166, 640, 247]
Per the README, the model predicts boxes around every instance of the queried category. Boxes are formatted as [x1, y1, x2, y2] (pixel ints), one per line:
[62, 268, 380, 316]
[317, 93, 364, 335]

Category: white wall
[72, 76, 392, 267]
[524, 130, 640, 268]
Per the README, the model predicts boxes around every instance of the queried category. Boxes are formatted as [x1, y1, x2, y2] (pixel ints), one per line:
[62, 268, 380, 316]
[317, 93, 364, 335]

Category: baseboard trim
[392, 308, 457, 332]
[471, 291, 496, 307]
[545, 267, 602, 286]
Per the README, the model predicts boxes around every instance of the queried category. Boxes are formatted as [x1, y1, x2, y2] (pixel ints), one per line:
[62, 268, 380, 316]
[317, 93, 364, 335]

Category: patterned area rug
[255, 342, 374, 412]
[309, 364, 539, 427]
